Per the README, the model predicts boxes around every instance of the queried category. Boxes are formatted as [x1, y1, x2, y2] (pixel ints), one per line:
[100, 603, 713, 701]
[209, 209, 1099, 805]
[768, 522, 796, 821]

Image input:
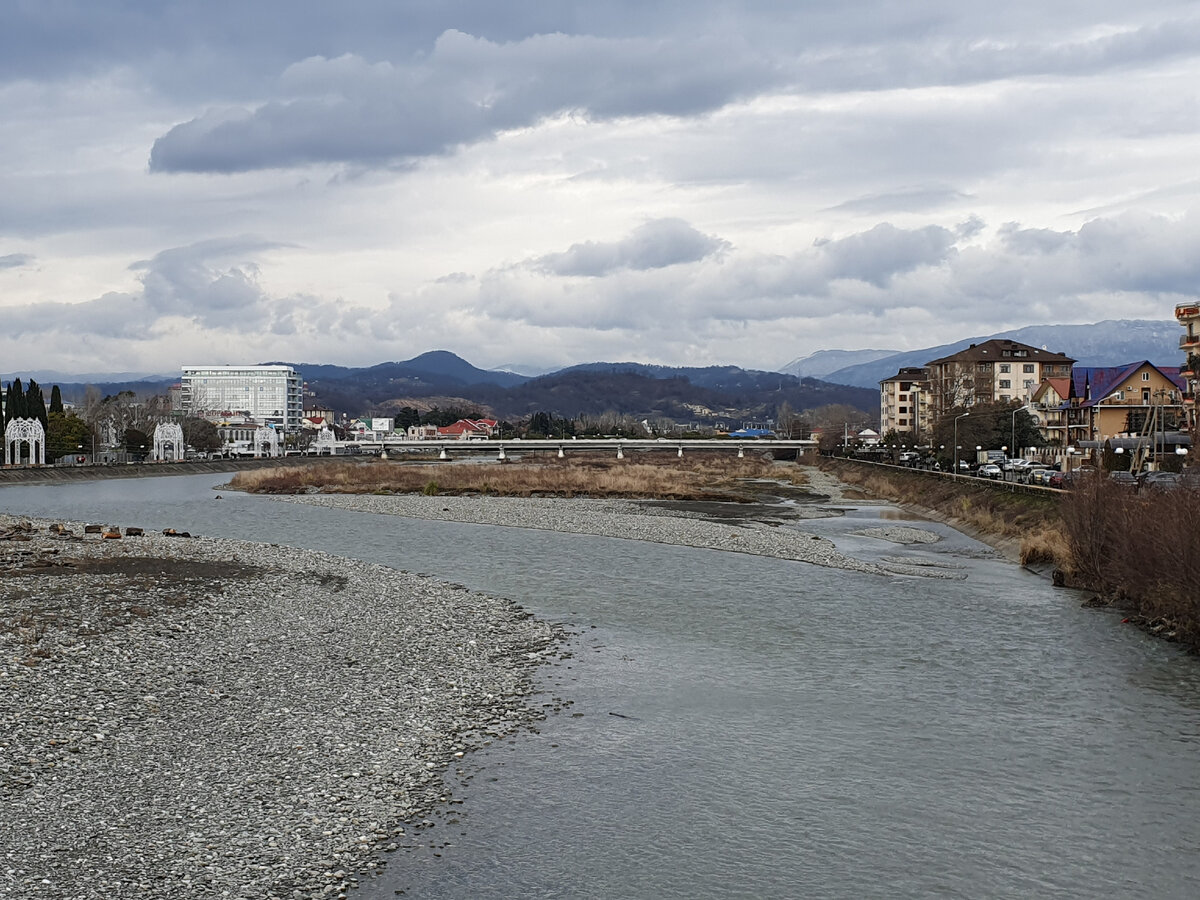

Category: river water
[3, 474, 1200, 899]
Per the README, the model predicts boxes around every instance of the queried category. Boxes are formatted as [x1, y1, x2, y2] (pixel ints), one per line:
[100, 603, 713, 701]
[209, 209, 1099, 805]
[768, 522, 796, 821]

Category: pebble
[0, 515, 561, 899]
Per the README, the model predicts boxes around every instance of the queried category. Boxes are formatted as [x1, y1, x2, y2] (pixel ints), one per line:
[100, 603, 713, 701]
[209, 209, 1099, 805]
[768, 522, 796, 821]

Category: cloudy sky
[3, 1, 1199, 376]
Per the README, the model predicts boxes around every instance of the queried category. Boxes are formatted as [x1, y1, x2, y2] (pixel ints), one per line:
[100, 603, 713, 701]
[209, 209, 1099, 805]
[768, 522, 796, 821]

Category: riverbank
[0, 516, 561, 899]
[812, 458, 1063, 566]
[0, 456, 332, 486]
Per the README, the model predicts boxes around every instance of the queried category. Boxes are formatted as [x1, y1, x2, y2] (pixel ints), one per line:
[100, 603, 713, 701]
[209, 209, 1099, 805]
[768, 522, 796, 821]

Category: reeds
[228, 452, 796, 500]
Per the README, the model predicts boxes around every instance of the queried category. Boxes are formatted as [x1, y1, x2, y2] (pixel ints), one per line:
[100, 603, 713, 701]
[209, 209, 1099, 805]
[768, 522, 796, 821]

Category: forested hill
[309, 359, 877, 423]
[44, 352, 879, 424]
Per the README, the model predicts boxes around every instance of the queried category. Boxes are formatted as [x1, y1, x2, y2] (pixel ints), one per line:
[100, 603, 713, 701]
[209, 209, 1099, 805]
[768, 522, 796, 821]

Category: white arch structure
[314, 426, 337, 455]
[153, 422, 185, 461]
[254, 426, 281, 458]
[4, 417, 46, 466]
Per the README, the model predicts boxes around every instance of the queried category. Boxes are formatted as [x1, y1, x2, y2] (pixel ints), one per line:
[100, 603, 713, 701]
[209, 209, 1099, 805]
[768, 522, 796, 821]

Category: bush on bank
[1059, 478, 1200, 647]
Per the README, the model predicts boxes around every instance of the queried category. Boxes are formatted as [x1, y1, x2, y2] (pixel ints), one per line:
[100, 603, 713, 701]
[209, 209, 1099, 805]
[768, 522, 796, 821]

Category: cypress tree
[49, 385, 63, 416]
[27, 380, 48, 432]
[8, 378, 24, 420]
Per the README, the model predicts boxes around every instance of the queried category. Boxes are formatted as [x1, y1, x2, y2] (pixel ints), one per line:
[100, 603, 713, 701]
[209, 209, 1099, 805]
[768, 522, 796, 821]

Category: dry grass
[1019, 525, 1071, 566]
[229, 452, 800, 500]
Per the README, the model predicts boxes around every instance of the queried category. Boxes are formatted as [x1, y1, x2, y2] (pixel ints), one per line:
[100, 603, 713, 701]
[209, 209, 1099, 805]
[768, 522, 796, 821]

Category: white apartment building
[180, 365, 303, 431]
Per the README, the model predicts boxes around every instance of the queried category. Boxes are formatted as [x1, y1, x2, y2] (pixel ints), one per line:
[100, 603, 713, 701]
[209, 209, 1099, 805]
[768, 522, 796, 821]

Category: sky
[2, 1, 1200, 376]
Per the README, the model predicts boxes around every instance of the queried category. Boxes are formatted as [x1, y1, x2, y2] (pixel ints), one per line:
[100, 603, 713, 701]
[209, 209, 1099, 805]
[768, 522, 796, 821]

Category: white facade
[180, 365, 303, 431]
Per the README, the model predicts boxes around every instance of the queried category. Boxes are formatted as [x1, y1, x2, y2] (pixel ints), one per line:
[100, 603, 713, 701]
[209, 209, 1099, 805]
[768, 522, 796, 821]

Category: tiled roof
[926, 338, 1075, 366]
[1070, 362, 1185, 407]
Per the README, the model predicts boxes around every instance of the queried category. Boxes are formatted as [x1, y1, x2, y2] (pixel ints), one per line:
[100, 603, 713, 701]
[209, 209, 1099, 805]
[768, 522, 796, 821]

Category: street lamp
[1010, 404, 1035, 465]
[953, 412, 970, 479]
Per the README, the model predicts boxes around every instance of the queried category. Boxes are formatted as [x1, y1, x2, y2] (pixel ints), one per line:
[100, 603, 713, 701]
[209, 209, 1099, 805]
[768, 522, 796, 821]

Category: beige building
[925, 339, 1074, 419]
[879, 367, 931, 439]
[1065, 362, 1186, 444]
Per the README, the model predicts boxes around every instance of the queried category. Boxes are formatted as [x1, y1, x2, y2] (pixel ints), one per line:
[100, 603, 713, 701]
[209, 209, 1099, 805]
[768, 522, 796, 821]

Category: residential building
[1176, 301, 1200, 433]
[925, 339, 1074, 419]
[879, 367, 930, 439]
[1028, 377, 1072, 445]
[438, 418, 498, 440]
[1064, 361, 1186, 444]
[180, 365, 304, 431]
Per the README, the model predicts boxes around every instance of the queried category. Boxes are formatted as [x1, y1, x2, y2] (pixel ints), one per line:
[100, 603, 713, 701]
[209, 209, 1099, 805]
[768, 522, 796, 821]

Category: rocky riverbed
[272, 493, 966, 579]
[0, 516, 562, 899]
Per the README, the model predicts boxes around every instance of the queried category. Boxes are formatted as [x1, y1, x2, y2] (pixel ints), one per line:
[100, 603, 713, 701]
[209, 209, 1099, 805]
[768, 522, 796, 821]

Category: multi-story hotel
[879, 367, 931, 438]
[925, 339, 1075, 419]
[179, 365, 304, 431]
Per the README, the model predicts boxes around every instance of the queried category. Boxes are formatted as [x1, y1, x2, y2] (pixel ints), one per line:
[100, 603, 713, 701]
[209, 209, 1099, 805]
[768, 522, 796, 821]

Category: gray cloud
[826, 186, 974, 215]
[816, 223, 959, 287]
[533, 218, 729, 277]
[149, 31, 778, 173]
[0, 253, 33, 269]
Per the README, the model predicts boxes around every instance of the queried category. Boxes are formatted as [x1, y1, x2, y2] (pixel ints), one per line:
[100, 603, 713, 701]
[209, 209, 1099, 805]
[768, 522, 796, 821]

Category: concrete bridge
[356, 437, 818, 461]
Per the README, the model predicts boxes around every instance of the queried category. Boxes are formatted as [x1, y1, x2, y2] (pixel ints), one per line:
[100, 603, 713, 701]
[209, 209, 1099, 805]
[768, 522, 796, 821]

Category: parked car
[1047, 471, 1066, 488]
[1026, 468, 1052, 486]
[977, 463, 1003, 479]
[1138, 471, 1182, 493]
[1109, 471, 1138, 489]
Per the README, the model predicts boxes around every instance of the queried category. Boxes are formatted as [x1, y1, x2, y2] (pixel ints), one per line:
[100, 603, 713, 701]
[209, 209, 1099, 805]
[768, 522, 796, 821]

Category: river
[3, 474, 1199, 899]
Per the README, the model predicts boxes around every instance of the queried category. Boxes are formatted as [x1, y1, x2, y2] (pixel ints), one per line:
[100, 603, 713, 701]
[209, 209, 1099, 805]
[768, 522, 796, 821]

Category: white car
[978, 464, 1003, 479]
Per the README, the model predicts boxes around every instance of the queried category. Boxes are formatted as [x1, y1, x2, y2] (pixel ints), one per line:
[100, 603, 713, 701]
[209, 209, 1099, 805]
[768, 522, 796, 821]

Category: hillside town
[852, 303, 1197, 476]
[1, 308, 1196, 477]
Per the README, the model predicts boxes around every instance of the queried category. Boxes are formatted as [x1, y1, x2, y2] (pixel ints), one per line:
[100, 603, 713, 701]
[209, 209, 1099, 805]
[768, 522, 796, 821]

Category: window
[1023, 380, 1034, 390]
[1023, 364, 1035, 374]
[999, 364, 1010, 373]
[999, 379, 1011, 389]
[1142, 372, 1150, 381]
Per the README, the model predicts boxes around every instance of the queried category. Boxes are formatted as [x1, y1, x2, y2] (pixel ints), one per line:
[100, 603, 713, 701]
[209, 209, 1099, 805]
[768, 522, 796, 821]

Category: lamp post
[953, 412, 970, 479]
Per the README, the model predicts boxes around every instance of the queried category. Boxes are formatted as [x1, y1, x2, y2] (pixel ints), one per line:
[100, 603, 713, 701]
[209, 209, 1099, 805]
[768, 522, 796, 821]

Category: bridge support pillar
[677, 446, 684, 458]
[439, 448, 449, 460]
[557, 446, 565, 458]
[616, 445, 625, 459]
[498, 446, 507, 460]
[737, 446, 745, 459]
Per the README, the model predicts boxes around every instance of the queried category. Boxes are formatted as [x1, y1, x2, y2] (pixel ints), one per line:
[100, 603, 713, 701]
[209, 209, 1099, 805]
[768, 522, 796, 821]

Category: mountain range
[782, 319, 1181, 389]
[10, 318, 1185, 424]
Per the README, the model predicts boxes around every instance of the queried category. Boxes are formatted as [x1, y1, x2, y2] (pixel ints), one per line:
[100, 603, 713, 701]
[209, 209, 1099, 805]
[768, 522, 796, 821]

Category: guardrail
[825, 456, 1063, 496]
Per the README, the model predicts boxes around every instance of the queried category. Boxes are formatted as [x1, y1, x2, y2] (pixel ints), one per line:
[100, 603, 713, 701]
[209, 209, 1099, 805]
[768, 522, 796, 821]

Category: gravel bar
[1, 516, 562, 899]
[275, 493, 890, 575]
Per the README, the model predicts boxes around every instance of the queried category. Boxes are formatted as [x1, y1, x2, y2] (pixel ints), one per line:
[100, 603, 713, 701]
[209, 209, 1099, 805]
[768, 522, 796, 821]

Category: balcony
[1181, 333, 1200, 350]
[1176, 303, 1200, 320]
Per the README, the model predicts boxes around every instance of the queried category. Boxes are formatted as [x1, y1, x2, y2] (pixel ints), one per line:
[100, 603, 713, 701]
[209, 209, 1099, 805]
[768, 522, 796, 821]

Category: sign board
[371, 417, 393, 433]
